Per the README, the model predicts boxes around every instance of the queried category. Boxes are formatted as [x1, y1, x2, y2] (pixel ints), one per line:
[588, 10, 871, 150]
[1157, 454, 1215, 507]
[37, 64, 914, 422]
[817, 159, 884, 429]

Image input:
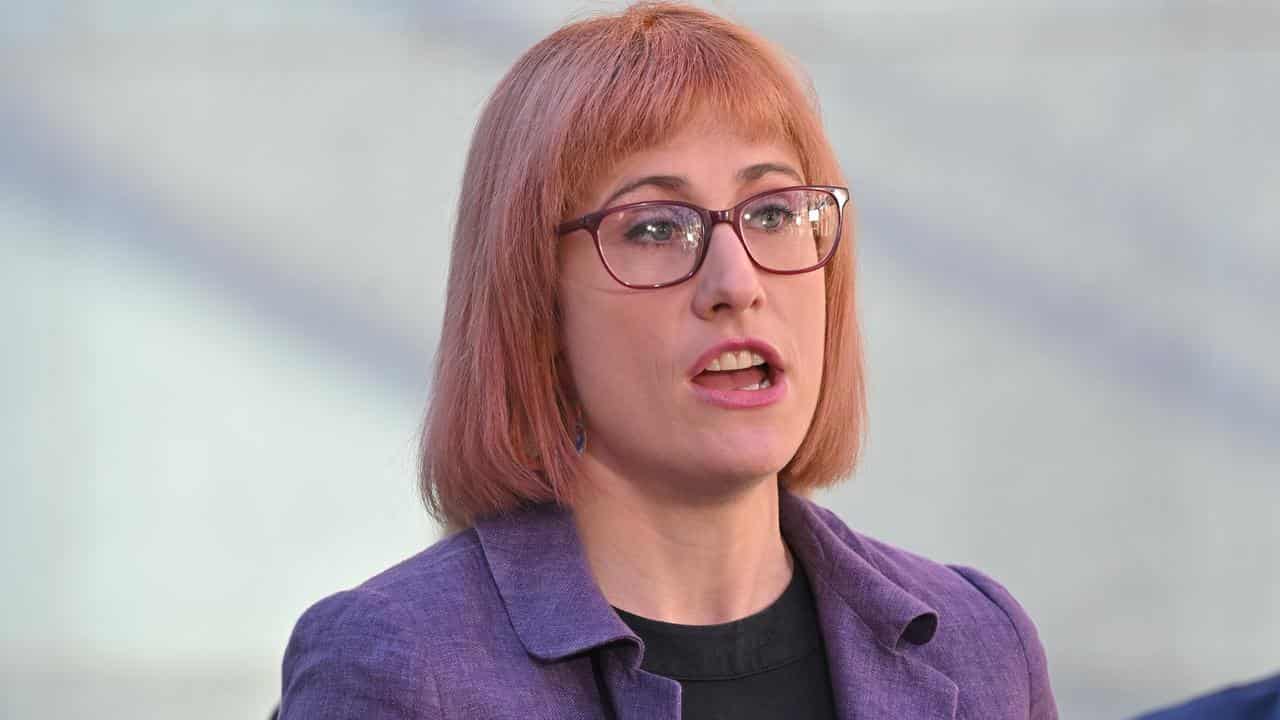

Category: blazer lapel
[781, 491, 959, 720]
[592, 644, 682, 720]
[810, 576, 959, 719]
[475, 502, 682, 719]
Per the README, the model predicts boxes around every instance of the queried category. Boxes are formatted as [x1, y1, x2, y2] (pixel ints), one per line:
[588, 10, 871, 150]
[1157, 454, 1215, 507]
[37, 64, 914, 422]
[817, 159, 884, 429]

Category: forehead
[560, 76, 806, 207]
[580, 118, 804, 210]
[619, 118, 798, 171]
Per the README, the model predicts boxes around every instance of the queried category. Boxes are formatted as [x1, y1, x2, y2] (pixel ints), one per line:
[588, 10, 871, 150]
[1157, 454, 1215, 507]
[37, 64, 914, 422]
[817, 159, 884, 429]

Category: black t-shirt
[612, 559, 838, 720]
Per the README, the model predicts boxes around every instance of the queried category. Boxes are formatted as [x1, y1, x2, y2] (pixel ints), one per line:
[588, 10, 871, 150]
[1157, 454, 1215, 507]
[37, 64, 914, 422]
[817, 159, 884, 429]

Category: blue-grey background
[2, 2, 1276, 718]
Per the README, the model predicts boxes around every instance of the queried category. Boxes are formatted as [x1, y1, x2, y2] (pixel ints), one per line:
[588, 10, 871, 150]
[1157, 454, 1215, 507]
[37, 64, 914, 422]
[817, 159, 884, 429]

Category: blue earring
[573, 418, 586, 455]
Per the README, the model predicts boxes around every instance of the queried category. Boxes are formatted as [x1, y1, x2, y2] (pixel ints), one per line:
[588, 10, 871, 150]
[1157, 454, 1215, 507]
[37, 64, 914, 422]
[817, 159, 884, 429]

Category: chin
[696, 442, 796, 485]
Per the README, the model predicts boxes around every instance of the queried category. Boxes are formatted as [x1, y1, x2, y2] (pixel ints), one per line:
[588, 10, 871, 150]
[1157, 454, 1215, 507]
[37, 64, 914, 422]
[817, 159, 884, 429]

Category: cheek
[785, 278, 829, 431]
[562, 303, 675, 451]
[559, 232, 615, 293]
[784, 276, 828, 377]
[559, 275, 676, 411]
[807, 284, 828, 372]
[559, 239, 624, 388]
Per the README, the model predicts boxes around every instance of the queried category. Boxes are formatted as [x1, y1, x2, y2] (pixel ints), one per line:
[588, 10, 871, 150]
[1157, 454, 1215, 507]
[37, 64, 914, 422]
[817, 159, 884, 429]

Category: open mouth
[690, 350, 776, 392]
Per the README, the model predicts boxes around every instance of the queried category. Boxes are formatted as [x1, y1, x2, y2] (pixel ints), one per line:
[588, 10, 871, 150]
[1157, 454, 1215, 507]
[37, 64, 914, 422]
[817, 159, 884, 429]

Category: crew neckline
[610, 560, 824, 681]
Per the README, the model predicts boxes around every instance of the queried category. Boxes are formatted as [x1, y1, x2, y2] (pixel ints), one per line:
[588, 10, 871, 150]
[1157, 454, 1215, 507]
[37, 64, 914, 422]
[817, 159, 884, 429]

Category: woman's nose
[691, 223, 766, 318]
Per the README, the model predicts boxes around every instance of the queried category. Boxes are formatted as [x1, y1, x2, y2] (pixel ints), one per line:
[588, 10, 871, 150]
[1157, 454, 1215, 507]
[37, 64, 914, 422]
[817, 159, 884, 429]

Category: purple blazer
[280, 489, 1058, 719]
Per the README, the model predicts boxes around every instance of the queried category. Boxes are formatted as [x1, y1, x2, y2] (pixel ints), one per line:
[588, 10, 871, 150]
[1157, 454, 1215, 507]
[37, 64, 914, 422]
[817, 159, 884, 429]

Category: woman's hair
[420, 1, 866, 530]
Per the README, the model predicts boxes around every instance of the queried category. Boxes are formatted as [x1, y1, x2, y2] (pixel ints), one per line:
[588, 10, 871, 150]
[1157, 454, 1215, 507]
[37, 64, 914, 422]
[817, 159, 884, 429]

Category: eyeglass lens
[595, 188, 839, 287]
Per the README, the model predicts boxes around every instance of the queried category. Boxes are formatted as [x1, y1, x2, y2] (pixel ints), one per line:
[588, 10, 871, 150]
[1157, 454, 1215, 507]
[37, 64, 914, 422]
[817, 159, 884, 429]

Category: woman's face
[558, 120, 827, 500]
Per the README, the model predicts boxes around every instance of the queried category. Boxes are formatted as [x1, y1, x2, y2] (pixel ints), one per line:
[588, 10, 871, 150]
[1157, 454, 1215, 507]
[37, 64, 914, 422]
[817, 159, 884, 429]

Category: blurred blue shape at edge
[1136, 673, 1280, 720]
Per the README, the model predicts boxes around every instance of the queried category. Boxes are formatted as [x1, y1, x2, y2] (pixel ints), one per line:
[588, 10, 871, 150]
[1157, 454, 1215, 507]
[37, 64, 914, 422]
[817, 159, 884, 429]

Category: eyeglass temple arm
[557, 216, 592, 235]
[825, 186, 850, 210]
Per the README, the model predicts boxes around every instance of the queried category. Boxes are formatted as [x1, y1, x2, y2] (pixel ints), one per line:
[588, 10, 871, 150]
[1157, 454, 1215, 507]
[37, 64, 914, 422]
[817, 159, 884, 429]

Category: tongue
[692, 366, 767, 391]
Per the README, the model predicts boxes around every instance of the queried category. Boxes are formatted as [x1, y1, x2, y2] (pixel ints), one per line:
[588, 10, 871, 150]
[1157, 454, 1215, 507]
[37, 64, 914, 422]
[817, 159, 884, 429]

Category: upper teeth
[705, 350, 766, 372]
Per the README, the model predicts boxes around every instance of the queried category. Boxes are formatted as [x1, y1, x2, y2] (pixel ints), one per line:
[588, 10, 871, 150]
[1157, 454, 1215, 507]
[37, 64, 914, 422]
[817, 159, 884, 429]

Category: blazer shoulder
[357, 526, 487, 600]
[281, 587, 443, 719]
[801, 502, 1057, 718]
[803, 501, 973, 600]
[947, 564, 1057, 719]
[280, 530, 486, 719]
[860, 533, 1057, 719]
[805, 503, 1037, 635]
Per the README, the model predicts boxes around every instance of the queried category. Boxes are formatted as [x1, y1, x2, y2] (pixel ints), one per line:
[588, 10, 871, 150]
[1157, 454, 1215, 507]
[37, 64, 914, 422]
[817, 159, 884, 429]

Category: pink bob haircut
[420, 1, 866, 530]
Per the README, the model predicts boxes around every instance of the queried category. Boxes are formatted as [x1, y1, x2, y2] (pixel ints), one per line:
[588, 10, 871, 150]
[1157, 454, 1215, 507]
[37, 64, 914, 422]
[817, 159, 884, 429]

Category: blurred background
[2, 1, 1277, 718]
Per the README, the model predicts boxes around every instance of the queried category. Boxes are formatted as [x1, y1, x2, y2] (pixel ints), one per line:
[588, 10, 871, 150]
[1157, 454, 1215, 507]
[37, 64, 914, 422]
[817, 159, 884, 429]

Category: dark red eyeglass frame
[556, 184, 850, 289]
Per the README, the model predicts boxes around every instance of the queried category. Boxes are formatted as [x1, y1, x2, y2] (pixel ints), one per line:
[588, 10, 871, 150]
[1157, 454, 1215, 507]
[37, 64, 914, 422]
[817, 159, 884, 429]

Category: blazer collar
[474, 487, 937, 659]
[474, 487, 958, 718]
[777, 490, 940, 651]
[778, 491, 958, 718]
[473, 500, 638, 663]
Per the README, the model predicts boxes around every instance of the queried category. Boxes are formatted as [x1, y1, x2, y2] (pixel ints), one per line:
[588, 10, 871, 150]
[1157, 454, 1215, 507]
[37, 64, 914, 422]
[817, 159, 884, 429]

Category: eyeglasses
[557, 185, 849, 289]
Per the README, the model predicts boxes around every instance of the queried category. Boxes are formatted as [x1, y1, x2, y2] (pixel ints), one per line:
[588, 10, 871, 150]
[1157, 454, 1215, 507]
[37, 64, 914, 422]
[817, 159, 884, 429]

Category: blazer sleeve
[950, 565, 1059, 720]
[280, 588, 444, 720]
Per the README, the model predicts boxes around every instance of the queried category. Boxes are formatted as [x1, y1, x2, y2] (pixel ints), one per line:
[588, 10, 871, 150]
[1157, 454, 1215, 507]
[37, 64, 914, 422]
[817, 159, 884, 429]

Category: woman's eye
[624, 220, 676, 244]
[747, 204, 795, 231]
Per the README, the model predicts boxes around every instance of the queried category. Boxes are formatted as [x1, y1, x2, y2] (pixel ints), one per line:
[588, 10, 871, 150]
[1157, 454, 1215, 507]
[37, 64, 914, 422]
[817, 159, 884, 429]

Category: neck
[570, 456, 794, 626]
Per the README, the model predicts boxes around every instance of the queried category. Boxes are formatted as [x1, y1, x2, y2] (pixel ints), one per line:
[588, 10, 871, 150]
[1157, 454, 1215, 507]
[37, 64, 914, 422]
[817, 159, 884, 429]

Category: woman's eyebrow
[737, 162, 803, 184]
[600, 175, 686, 209]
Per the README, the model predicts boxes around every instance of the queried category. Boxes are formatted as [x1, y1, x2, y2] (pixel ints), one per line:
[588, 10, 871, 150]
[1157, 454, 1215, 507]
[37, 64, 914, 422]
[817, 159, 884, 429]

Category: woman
[280, 3, 1058, 718]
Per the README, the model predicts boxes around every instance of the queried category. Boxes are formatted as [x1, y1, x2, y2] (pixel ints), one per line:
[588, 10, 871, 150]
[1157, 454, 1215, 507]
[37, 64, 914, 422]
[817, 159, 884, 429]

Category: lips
[686, 338, 786, 408]
[686, 338, 784, 380]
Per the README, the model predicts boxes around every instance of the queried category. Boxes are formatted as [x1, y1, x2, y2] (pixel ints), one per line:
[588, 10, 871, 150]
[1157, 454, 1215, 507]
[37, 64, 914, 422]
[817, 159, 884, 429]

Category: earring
[573, 417, 586, 455]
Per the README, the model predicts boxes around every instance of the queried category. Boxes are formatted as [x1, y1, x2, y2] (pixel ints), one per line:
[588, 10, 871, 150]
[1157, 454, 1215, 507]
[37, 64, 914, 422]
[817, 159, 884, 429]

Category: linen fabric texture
[280, 489, 1058, 719]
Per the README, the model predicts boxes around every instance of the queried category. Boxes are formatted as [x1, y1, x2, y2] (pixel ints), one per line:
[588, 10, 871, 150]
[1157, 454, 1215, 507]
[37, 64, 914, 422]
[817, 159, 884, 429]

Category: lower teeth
[738, 378, 772, 391]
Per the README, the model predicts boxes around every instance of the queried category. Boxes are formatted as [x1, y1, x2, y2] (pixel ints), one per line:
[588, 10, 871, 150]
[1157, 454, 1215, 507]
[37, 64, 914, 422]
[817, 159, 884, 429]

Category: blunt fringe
[420, 1, 867, 530]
